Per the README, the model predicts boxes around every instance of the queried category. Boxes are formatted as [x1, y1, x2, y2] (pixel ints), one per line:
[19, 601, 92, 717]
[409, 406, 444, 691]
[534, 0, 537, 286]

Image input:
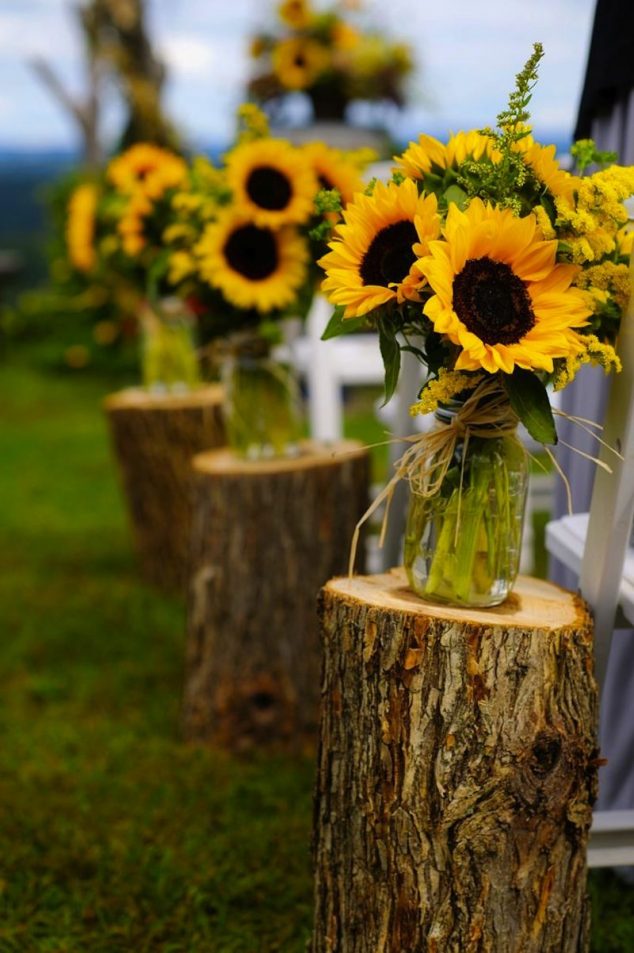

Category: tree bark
[183, 440, 370, 750]
[104, 386, 225, 592]
[312, 569, 599, 953]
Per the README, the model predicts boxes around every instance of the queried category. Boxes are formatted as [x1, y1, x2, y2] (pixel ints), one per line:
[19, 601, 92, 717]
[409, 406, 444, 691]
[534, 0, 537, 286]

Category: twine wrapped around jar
[349, 377, 519, 575]
[348, 376, 619, 580]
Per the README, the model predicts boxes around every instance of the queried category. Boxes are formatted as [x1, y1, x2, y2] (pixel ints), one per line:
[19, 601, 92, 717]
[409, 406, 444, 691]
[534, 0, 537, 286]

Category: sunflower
[394, 131, 499, 180]
[445, 130, 501, 166]
[67, 183, 99, 273]
[107, 144, 187, 200]
[331, 21, 361, 51]
[227, 138, 318, 227]
[514, 139, 575, 201]
[272, 37, 330, 91]
[416, 198, 591, 374]
[278, 0, 312, 28]
[117, 192, 153, 257]
[318, 178, 440, 318]
[302, 142, 364, 206]
[196, 212, 308, 313]
[119, 219, 146, 257]
[168, 250, 197, 286]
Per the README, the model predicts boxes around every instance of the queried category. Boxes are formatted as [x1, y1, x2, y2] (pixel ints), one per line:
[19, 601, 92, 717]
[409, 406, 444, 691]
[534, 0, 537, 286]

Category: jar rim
[434, 398, 464, 423]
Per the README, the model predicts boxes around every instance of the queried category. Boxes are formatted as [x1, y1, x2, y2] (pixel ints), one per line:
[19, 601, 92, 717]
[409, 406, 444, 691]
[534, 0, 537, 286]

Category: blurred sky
[0, 0, 597, 151]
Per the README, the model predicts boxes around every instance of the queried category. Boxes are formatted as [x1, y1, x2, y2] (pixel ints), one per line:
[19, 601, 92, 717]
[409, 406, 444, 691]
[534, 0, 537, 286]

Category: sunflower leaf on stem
[378, 315, 401, 405]
[444, 184, 469, 210]
[503, 367, 557, 445]
[321, 305, 367, 340]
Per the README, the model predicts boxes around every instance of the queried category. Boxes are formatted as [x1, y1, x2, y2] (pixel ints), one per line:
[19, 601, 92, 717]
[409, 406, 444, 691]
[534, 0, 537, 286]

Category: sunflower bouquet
[248, 0, 412, 125]
[65, 142, 189, 295]
[159, 104, 370, 456]
[319, 44, 634, 606]
[58, 142, 197, 389]
[12, 168, 143, 374]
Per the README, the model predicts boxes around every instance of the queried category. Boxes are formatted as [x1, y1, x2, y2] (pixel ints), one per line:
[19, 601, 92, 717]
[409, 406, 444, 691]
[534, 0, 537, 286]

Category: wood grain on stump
[313, 569, 598, 953]
[183, 439, 370, 750]
[104, 386, 225, 592]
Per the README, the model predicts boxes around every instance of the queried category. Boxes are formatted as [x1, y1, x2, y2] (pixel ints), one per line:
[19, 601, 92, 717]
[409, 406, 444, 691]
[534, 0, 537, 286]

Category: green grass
[0, 351, 633, 951]
[0, 355, 313, 952]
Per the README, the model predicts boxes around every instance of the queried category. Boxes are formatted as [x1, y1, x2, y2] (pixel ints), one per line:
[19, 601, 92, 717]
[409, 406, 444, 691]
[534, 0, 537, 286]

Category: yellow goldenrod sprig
[410, 369, 485, 416]
[235, 103, 270, 144]
[552, 334, 622, 391]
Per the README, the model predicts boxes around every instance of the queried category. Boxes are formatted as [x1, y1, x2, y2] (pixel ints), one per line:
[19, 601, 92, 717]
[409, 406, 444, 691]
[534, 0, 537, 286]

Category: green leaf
[571, 138, 618, 173]
[378, 319, 401, 405]
[503, 368, 557, 445]
[539, 193, 556, 224]
[444, 184, 468, 210]
[321, 305, 367, 340]
[314, 187, 342, 214]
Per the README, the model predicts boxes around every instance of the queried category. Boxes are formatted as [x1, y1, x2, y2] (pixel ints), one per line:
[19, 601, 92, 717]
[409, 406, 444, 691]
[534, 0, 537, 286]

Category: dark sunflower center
[223, 224, 278, 281]
[246, 166, 292, 211]
[359, 220, 418, 287]
[452, 257, 535, 345]
[294, 54, 306, 68]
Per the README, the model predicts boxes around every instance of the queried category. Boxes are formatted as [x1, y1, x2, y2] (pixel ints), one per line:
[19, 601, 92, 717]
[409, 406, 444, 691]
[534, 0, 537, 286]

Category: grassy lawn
[0, 350, 633, 951]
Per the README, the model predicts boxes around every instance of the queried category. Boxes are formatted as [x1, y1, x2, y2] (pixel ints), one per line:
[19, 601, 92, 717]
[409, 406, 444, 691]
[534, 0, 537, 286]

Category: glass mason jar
[141, 298, 200, 393]
[221, 335, 303, 460]
[403, 401, 529, 608]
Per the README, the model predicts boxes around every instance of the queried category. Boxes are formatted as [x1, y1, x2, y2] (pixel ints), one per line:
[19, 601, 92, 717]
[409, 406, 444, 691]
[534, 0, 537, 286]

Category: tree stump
[104, 386, 225, 591]
[313, 569, 599, 953]
[183, 439, 370, 750]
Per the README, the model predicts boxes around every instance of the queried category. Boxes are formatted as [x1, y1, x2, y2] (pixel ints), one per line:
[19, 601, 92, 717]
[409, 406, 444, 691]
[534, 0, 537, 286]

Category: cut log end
[326, 567, 591, 631]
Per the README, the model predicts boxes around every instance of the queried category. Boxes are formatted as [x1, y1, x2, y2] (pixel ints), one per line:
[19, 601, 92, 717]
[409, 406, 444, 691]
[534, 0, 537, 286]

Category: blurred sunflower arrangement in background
[60, 140, 189, 311]
[247, 0, 413, 126]
[66, 182, 100, 274]
[160, 103, 371, 350]
[18, 102, 372, 377]
[104, 143, 188, 266]
[13, 170, 140, 373]
[12, 142, 189, 374]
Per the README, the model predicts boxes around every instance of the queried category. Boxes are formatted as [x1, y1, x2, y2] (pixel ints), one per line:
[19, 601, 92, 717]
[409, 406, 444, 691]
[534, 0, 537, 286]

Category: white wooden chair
[290, 293, 385, 442]
[545, 250, 634, 867]
[290, 160, 394, 442]
[291, 292, 402, 573]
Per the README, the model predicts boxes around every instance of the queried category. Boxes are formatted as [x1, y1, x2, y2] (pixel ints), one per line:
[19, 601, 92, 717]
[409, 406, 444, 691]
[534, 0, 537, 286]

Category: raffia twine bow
[348, 376, 621, 577]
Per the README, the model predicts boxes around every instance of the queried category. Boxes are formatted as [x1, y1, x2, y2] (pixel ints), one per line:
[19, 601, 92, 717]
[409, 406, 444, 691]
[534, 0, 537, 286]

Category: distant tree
[31, 2, 106, 167]
[98, 0, 178, 150]
[30, 0, 178, 167]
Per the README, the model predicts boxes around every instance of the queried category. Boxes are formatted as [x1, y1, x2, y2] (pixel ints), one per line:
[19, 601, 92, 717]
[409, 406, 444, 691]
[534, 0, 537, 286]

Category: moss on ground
[0, 353, 632, 951]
